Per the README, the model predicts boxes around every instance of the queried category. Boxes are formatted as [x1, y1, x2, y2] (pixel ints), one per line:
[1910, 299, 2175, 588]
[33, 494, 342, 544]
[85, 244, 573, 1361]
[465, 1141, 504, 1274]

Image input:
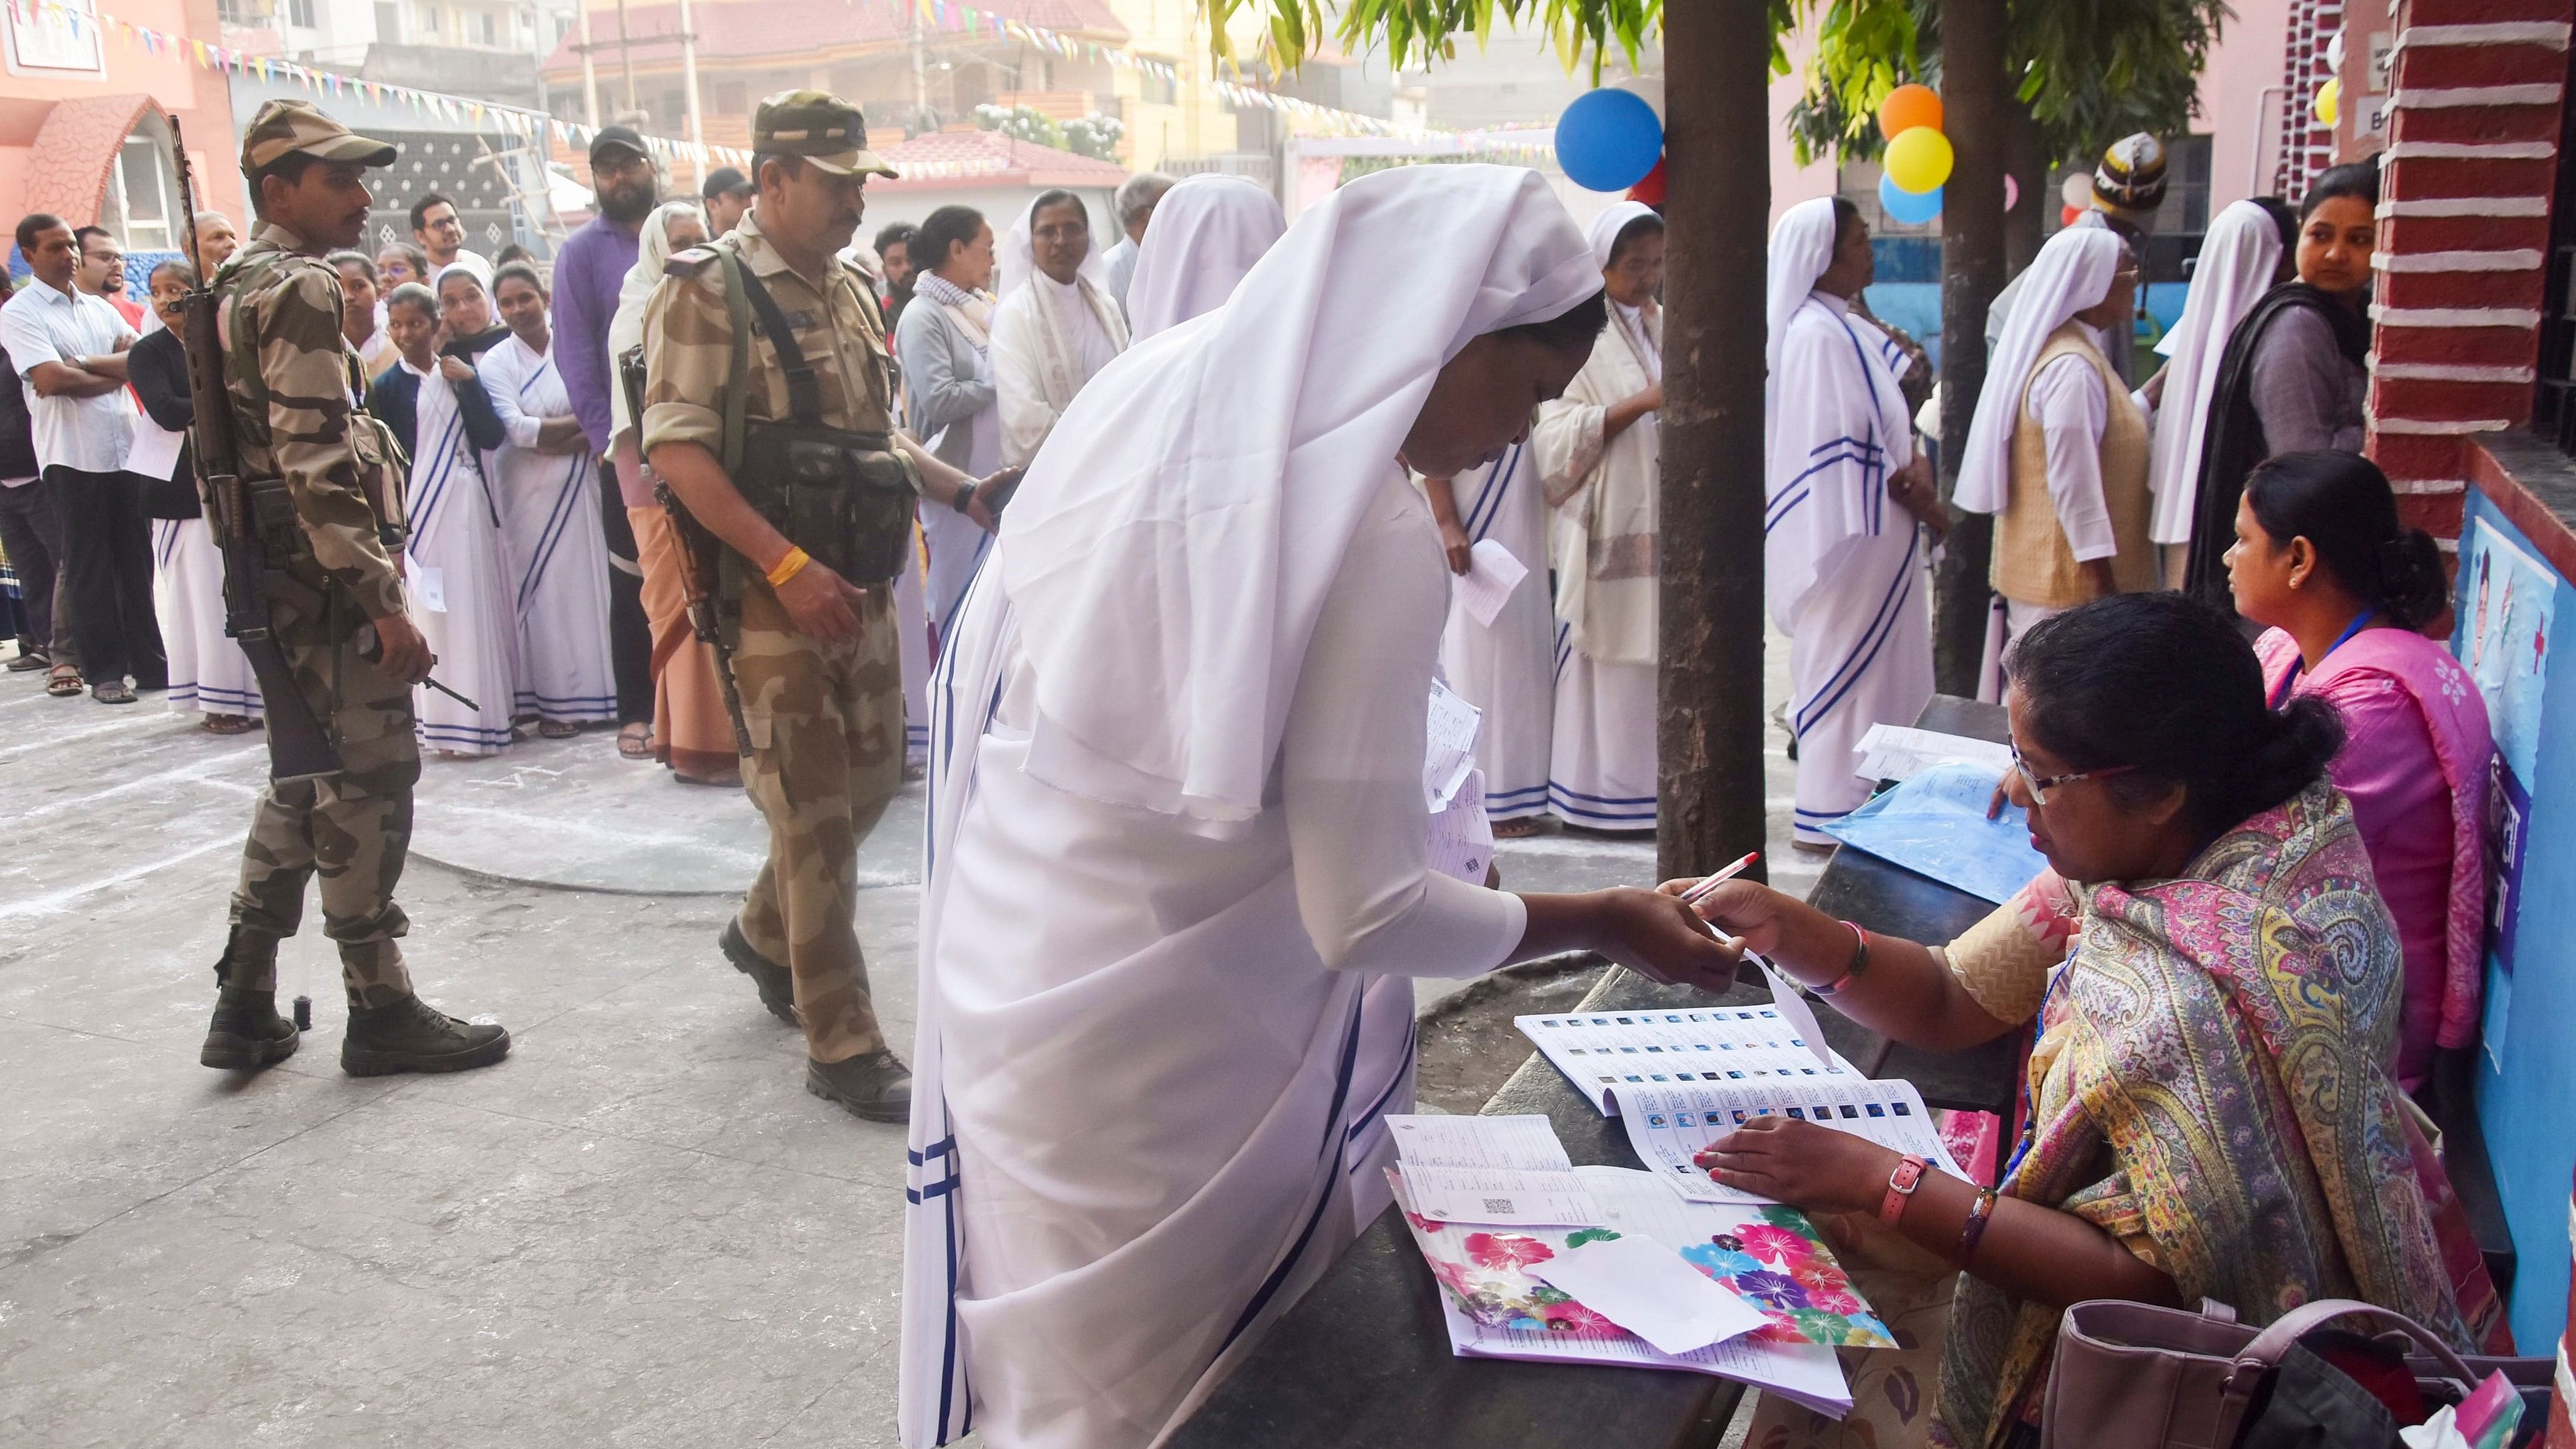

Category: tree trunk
[2003, 94, 2045, 278]
[1655, 0, 1770, 884]
[1930, 0, 2010, 698]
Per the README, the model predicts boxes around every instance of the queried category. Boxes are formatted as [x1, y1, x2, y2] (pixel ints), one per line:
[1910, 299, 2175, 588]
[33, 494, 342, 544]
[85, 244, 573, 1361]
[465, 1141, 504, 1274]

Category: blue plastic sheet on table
[1816, 760, 2048, 905]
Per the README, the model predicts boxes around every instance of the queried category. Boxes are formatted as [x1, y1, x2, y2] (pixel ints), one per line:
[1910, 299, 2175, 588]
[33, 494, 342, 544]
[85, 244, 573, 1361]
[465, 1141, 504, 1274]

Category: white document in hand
[1528, 1233, 1768, 1355]
[1422, 678, 1482, 812]
[410, 564, 448, 614]
[1452, 538, 1529, 628]
[1427, 767, 1495, 885]
[124, 421, 184, 483]
[1385, 1113, 1602, 1227]
[1756, 958, 1836, 1068]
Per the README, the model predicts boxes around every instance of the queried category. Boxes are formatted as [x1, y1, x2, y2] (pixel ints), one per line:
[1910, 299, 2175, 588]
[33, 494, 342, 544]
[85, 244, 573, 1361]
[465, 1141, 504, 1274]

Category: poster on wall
[3, 0, 104, 77]
[2460, 518, 2556, 1063]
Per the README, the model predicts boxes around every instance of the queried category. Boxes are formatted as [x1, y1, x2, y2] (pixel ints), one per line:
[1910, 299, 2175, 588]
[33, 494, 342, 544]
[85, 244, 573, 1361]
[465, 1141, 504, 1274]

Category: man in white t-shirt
[0, 212, 162, 702]
[406, 192, 490, 281]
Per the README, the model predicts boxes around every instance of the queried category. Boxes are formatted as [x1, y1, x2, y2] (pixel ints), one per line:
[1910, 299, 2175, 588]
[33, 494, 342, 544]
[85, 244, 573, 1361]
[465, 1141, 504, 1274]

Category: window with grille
[2535, 40, 2576, 453]
[110, 132, 176, 252]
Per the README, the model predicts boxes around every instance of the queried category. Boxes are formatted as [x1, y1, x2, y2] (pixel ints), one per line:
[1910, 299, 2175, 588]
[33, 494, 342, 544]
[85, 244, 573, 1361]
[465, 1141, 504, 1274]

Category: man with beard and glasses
[551, 123, 661, 761]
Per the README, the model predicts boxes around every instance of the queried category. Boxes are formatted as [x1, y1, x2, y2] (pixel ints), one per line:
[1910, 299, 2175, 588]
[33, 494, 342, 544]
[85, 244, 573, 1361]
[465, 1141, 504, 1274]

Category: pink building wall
[0, 0, 245, 245]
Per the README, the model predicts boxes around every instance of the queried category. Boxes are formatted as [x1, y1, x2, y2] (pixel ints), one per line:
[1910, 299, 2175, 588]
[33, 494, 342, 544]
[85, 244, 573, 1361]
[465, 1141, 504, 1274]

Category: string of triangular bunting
[6, 0, 1434, 177]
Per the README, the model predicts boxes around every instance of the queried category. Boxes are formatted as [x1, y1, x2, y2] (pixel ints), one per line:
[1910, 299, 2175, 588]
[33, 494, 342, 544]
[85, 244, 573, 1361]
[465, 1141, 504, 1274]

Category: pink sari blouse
[2258, 625, 2492, 1088]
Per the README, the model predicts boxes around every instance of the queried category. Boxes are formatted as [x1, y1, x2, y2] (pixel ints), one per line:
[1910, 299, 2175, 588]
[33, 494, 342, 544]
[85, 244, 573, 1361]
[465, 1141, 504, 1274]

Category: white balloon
[2326, 27, 2348, 71]
[2061, 172, 2092, 210]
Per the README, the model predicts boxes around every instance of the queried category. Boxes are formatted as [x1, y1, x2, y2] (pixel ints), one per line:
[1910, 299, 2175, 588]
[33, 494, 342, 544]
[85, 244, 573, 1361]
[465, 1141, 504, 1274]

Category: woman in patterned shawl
[1676, 592, 2503, 1449]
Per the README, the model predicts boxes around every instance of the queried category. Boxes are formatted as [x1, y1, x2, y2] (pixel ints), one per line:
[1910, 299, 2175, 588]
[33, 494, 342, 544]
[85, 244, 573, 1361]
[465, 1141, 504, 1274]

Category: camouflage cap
[751, 90, 899, 178]
[240, 99, 399, 175]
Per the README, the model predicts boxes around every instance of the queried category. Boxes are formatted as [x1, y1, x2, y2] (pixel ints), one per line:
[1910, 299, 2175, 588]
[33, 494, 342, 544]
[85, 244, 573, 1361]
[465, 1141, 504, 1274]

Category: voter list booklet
[1389, 1165, 1854, 1416]
[1515, 1002, 1865, 1117]
[1382, 1114, 1604, 1227]
[1619, 1076, 1966, 1206]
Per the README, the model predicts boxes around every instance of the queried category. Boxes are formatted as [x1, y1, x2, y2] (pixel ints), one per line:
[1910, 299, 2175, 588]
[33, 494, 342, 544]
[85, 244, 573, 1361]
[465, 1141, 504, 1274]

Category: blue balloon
[1556, 89, 1665, 193]
[1879, 173, 1943, 225]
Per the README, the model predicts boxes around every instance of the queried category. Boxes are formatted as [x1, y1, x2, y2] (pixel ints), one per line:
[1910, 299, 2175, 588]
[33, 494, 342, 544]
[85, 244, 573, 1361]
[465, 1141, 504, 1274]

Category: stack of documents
[1383, 1115, 1874, 1416]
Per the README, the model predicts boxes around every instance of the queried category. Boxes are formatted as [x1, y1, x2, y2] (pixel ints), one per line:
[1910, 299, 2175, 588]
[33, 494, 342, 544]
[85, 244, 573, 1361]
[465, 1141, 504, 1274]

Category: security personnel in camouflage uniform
[642, 91, 997, 1122]
[199, 100, 510, 1076]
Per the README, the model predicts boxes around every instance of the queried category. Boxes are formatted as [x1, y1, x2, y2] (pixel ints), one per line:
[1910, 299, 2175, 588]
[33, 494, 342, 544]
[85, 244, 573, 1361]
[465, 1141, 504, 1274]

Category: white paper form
[1451, 538, 1530, 628]
[1577, 1167, 1856, 1415]
[124, 420, 184, 482]
[1422, 678, 1482, 812]
[1528, 1233, 1768, 1355]
[1387, 1169, 1852, 1414]
[1426, 767, 1496, 885]
[1515, 1004, 1863, 1116]
[1852, 722, 2016, 785]
[1620, 1077, 1964, 1205]
[410, 564, 447, 614]
[1384, 1114, 1602, 1227]
[1755, 959, 1835, 1068]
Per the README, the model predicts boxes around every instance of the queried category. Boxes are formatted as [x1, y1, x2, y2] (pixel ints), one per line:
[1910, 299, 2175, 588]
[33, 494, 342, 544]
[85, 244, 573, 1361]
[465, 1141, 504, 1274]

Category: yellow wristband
[765, 546, 811, 588]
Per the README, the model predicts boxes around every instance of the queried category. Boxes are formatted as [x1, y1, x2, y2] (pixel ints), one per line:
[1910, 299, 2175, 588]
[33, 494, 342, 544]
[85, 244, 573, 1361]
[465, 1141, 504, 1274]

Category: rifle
[171, 118, 343, 781]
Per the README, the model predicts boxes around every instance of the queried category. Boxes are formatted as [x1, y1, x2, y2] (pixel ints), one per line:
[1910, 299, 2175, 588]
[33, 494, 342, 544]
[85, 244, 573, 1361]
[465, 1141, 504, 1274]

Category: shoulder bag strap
[728, 257, 823, 426]
[714, 248, 755, 475]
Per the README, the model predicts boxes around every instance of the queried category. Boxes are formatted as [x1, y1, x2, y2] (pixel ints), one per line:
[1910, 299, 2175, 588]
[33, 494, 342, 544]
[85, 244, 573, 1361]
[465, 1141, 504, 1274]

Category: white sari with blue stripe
[401, 357, 521, 755]
[151, 513, 263, 718]
[1764, 293, 1934, 843]
[479, 333, 615, 725]
[899, 474, 1525, 1449]
[1432, 442, 1552, 819]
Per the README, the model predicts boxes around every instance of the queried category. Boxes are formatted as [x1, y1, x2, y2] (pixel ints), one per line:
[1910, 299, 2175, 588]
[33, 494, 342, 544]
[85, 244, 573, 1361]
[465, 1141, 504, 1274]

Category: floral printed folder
[1389, 1165, 1873, 1415]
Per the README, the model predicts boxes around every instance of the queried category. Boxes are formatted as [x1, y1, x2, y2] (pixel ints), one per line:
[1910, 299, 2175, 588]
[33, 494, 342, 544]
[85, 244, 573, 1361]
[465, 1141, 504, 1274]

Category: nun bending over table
[899, 166, 1734, 1449]
[1764, 196, 1940, 846]
[1534, 202, 1665, 832]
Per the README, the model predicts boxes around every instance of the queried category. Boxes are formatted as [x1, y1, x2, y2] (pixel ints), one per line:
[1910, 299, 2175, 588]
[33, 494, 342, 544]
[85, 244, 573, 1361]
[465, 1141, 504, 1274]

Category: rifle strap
[720, 249, 824, 426]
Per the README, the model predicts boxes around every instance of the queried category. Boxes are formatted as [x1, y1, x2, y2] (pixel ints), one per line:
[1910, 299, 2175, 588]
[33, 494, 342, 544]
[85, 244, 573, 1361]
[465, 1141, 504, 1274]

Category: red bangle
[1957, 1187, 1999, 1265]
[1878, 1153, 1928, 1226]
[1813, 921, 1871, 996]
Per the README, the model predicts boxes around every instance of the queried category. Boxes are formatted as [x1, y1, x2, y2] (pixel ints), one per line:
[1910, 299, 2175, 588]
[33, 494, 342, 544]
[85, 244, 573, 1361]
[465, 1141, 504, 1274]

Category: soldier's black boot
[807, 1050, 912, 1124]
[340, 994, 511, 1076]
[720, 919, 799, 1026]
[200, 987, 299, 1070]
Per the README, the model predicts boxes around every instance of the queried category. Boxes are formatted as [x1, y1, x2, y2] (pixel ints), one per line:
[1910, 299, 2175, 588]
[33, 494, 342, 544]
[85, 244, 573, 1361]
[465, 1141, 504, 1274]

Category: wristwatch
[953, 479, 977, 515]
[1878, 1154, 1928, 1227]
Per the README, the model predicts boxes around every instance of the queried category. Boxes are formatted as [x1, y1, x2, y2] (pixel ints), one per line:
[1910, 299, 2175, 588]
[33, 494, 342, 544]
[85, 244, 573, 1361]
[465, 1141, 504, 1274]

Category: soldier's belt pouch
[740, 422, 917, 586]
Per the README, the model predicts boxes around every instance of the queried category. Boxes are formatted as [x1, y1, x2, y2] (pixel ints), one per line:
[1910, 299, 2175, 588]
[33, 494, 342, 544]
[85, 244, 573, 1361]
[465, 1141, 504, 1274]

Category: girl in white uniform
[899, 166, 1734, 1449]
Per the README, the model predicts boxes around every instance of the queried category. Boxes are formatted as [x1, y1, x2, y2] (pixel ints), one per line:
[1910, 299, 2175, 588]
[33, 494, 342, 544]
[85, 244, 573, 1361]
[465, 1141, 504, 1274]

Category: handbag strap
[2213, 1299, 2481, 1438]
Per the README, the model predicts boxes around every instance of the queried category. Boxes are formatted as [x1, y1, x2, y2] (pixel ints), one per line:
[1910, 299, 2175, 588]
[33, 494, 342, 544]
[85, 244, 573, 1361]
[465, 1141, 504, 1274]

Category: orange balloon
[1878, 84, 1944, 141]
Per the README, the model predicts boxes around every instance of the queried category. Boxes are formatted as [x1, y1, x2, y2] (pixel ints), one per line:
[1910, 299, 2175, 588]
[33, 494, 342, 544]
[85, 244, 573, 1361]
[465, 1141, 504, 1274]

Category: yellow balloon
[2314, 76, 2342, 126]
[1883, 126, 1954, 194]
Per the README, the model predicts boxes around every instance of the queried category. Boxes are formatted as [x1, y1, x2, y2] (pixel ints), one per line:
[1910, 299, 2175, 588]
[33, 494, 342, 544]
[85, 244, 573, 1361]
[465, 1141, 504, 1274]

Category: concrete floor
[0, 620, 1809, 1447]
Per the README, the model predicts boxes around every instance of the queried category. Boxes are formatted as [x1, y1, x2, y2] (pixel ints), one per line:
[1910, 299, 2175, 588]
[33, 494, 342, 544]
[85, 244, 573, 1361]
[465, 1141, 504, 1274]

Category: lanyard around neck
[2269, 608, 2376, 709]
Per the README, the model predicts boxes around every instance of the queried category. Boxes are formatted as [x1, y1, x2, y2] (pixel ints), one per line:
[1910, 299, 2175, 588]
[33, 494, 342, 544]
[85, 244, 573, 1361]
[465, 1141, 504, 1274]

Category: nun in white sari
[1124, 174, 1287, 340]
[989, 190, 1130, 468]
[1534, 202, 1665, 831]
[1763, 197, 1936, 845]
[2146, 198, 2287, 584]
[899, 166, 1731, 1449]
[406, 261, 521, 755]
[479, 266, 617, 729]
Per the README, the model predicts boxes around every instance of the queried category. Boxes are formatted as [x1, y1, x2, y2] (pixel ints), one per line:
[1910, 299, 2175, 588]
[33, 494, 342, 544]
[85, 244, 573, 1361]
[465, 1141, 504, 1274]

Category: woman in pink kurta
[2226, 450, 2492, 1090]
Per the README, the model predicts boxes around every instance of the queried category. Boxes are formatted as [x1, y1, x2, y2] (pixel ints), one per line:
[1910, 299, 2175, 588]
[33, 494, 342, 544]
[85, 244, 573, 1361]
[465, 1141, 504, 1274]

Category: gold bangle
[765, 546, 811, 588]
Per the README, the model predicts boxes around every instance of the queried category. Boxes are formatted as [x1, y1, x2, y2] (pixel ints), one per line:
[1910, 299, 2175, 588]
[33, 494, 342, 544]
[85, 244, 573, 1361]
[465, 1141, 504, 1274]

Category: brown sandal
[616, 721, 654, 759]
[45, 666, 83, 698]
[539, 719, 580, 739]
[202, 714, 258, 735]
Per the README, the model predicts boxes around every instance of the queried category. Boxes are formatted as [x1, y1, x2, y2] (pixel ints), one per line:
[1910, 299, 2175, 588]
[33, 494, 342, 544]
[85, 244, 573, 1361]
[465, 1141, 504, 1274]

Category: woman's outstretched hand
[1693, 1116, 1900, 1215]
[1586, 887, 1738, 988]
[1656, 877, 1793, 958]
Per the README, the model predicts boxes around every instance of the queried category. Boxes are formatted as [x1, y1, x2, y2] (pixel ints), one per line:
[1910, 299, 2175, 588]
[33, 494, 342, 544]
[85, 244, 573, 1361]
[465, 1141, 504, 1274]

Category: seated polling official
[899, 166, 1735, 1449]
[1678, 593, 2503, 1449]
[2229, 450, 2491, 1096]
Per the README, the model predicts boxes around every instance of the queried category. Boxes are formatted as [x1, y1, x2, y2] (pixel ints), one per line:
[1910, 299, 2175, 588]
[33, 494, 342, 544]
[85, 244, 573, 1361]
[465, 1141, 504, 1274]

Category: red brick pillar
[2365, 0, 2573, 544]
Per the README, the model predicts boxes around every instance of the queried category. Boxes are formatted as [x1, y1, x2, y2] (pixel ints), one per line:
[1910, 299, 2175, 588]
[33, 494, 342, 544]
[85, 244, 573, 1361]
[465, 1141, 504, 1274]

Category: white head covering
[1765, 197, 1841, 421]
[996, 193, 1108, 298]
[433, 254, 493, 298]
[1124, 175, 1287, 340]
[1954, 225, 2125, 515]
[1588, 199, 1658, 272]
[2147, 199, 2284, 544]
[608, 200, 705, 439]
[994, 165, 1598, 822]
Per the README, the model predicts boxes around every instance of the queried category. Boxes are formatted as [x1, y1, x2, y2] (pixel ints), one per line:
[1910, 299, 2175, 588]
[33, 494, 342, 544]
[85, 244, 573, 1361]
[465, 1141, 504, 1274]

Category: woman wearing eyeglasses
[1674, 592, 2505, 1449]
[1953, 226, 2161, 700]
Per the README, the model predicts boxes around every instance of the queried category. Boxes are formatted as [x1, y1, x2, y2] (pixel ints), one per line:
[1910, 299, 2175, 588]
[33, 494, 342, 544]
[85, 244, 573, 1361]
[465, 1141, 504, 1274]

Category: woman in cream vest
[1957, 224, 2158, 694]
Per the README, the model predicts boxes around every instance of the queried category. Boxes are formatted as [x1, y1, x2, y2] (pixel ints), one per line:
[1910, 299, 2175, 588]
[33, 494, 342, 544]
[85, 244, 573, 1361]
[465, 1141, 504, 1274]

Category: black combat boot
[807, 1049, 912, 1123]
[340, 994, 511, 1076]
[200, 987, 299, 1070]
[719, 919, 799, 1026]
